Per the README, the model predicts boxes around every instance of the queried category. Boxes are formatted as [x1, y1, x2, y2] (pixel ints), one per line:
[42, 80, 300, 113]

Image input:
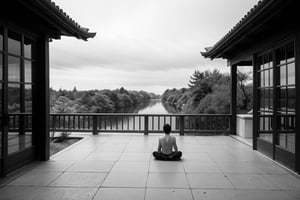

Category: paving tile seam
[45, 171, 66, 187]
[5, 185, 297, 192]
[229, 136, 300, 178]
[144, 154, 152, 200]
[182, 158, 196, 200]
[60, 171, 112, 173]
[3, 185, 100, 189]
[90, 164, 118, 200]
[49, 136, 90, 160]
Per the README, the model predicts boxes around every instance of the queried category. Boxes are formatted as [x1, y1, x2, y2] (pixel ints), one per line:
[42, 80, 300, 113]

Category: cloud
[50, 0, 258, 93]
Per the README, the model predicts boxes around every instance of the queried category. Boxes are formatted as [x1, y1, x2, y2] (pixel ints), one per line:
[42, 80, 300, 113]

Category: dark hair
[163, 124, 171, 134]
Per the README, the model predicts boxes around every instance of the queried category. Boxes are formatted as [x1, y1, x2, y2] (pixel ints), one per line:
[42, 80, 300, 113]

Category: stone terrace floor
[1, 134, 300, 200]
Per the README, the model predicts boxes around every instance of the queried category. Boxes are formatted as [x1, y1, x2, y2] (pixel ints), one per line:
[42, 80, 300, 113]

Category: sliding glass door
[256, 40, 296, 169]
[0, 26, 35, 176]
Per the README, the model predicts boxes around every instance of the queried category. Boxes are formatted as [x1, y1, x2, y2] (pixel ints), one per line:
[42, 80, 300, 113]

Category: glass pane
[24, 38, 32, 59]
[0, 28, 3, 51]
[276, 47, 285, 65]
[8, 83, 20, 113]
[286, 42, 295, 63]
[263, 54, 269, 69]
[287, 115, 295, 130]
[269, 88, 273, 109]
[264, 70, 269, 87]
[278, 133, 287, 149]
[260, 71, 264, 87]
[8, 31, 21, 56]
[0, 84, 2, 158]
[25, 60, 32, 83]
[280, 66, 286, 86]
[269, 68, 273, 87]
[263, 117, 268, 131]
[8, 56, 20, 82]
[264, 89, 269, 110]
[260, 90, 264, 110]
[25, 84, 32, 113]
[257, 56, 263, 70]
[287, 133, 295, 153]
[287, 87, 296, 113]
[0, 117, 1, 158]
[278, 117, 285, 130]
[8, 114, 33, 155]
[287, 63, 295, 85]
[0, 83, 2, 113]
[278, 133, 295, 153]
[259, 117, 264, 130]
[0, 53, 2, 80]
[278, 87, 286, 113]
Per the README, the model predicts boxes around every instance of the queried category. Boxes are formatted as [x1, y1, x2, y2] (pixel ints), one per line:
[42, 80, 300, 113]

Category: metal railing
[8, 113, 232, 135]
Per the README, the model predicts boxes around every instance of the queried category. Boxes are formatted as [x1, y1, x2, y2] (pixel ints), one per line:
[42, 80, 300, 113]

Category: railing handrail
[50, 113, 231, 117]
[8, 113, 233, 135]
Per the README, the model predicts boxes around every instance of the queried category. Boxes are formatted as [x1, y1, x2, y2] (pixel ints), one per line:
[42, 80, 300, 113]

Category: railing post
[179, 115, 184, 136]
[93, 115, 98, 135]
[50, 115, 57, 140]
[144, 115, 148, 135]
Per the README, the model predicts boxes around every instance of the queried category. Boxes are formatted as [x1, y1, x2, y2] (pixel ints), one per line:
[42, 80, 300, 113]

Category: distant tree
[188, 70, 204, 88]
[237, 70, 253, 111]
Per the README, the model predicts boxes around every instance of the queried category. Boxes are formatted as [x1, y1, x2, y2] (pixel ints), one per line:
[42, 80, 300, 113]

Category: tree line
[161, 69, 253, 114]
[50, 87, 159, 113]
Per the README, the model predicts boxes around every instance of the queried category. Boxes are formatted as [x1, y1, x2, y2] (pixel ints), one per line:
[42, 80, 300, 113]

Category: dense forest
[50, 87, 159, 113]
[161, 69, 253, 114]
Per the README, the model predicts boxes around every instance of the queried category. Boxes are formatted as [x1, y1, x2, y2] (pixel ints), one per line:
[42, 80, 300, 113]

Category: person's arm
[173, 137, 178, 152]
[157, 139, 162, 152]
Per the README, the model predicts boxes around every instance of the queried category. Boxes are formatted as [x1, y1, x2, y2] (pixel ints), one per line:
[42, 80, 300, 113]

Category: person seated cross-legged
[153, 124, 182, 161]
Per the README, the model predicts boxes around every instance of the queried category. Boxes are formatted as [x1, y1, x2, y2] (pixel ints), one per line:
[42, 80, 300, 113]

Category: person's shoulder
[170, 136, 176, 140]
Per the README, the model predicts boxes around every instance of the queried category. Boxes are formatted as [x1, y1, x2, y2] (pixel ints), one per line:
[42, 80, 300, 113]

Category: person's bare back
[153, 124, 182, 161]
[158, 135, 177, 154]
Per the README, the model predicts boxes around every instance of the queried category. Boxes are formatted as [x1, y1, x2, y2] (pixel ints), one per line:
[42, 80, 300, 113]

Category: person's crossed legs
[153, 151, 182, 161]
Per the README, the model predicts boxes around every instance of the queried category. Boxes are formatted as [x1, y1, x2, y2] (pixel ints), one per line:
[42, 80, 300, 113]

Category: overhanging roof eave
[19, 0, 96, 41]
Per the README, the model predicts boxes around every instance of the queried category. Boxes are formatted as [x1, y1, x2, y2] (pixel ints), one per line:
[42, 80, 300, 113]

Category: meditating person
[153, 124, 182, 161]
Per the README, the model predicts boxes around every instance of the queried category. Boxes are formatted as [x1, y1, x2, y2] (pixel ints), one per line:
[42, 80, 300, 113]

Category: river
[100, 99, 178, 132]
[137, 99, 170, 114]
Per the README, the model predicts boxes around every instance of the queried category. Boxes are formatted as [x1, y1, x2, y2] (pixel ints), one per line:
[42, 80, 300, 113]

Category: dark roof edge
[24, 0, 96, 40]
[201, 0, 276, 59]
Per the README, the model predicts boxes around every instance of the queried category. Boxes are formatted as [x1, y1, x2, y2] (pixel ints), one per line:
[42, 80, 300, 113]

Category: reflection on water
[138, 99, 170, 114]
[100, 99, 178, 132]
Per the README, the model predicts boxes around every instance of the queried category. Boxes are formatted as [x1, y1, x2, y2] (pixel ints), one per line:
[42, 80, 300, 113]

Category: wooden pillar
[252, 55, 258, 150]
[295, 30, 300, 173]
[92, 115, 98, 135]
[230, 65, 237, 135]
[179, 116, 184, 136]
[33, 35, 49, 161]
[1, 28, 8, 176]
[144, 115, 149, 135]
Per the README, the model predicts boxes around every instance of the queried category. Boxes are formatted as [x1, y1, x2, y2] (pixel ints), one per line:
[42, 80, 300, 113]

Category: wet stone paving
[1, 134, 300, 200]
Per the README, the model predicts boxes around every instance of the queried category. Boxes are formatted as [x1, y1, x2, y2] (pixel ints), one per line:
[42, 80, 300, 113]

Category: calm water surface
[138, 99, 170, 114]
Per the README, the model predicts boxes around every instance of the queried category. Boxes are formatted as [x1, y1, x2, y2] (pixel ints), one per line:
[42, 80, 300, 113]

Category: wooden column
[1, 28, 8, 176]
[230, 65, 237, 135]
[33, 35, 50, 161]
[252, 55, 258, 150]
[92, 115, 98, 135]
[179, 116, 184, 136]
[144, 115, 148, 135]
[295, 30, 300, 173]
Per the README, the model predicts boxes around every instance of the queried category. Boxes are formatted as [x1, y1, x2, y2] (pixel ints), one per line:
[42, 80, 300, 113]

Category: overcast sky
[50, 0, 258, 94]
